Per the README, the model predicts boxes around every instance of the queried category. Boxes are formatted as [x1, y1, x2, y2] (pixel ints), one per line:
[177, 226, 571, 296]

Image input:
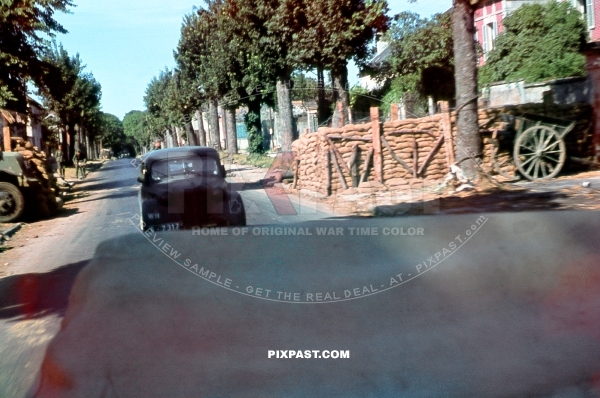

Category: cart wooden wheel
[513, 125, 566, 180]
[490, 137, 520, 181]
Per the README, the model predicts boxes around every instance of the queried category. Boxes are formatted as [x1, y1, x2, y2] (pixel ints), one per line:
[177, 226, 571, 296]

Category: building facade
[475, 0, 599, 65]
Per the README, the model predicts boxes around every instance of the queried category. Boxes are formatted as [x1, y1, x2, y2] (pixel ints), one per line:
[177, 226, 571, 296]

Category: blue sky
[53, 0, 452, 119]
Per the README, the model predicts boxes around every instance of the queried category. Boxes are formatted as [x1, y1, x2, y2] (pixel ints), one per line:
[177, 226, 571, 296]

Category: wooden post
[325, 150, 332, 196]
[1, 113, 10, 152]
[360, 148, 374, 183]
[348, 144, 359, 187]
[324, 135, 351, 175]
[412, 139, 418, 178]
[390, 104, 399, 121]
[292, 159, 299, 189]
[370, 107, 382, 183]
[331, 149, 348, 190]
[438, 101, 455, 167]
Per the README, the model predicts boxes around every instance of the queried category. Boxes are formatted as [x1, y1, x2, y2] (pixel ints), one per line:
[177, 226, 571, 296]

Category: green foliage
[290, 0, 390, 72]
[479, 1, 588, 85]
[290, 72, 318, 102]
[245, 110, 264, 154]
[349, 84, 380, 117]
[143, 69, 174, 137]
[38, 43, 102, 151]
[376, 11, 454, 102]
[123, 110, 148, 148]
[100, 113, 124, 150]
[0, 0, 73, 110]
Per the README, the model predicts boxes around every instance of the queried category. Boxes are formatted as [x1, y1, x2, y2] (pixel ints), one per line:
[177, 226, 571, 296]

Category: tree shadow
[373, 189, 571, 216]
[0, 260, 89, 321]
[67, 190, 138, 205]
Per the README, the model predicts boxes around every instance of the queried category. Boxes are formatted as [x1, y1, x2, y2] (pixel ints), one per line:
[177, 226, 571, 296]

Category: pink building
[475, 0, 599, 65]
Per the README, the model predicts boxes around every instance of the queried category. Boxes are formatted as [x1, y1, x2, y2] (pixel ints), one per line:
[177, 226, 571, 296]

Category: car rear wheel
[227, 194, 246, 226]
[0, 182, 25, 223]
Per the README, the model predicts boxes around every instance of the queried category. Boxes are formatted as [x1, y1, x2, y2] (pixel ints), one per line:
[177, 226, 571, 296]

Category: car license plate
[150, 223, 180, 232]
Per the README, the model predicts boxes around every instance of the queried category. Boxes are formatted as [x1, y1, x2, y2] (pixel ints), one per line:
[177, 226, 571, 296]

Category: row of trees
[131, 0, 389, 155]
[127, 0, 589, 184]
[1, 0, 129, 160]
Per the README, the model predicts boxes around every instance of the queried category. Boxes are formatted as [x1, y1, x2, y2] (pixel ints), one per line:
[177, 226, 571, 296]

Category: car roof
[143, 146, 220, 166]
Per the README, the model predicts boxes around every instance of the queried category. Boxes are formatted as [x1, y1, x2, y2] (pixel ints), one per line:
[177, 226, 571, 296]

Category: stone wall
[292, 102, 593, 195]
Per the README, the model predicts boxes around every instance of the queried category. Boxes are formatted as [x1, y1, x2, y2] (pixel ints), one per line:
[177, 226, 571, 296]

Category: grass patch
[220, 152, 274, 169]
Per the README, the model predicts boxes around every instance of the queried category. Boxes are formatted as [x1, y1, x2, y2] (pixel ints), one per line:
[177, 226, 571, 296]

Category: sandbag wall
[12, 137, 60, 217]
[292, 102, 594, 195]
[292, 113, 452, 195]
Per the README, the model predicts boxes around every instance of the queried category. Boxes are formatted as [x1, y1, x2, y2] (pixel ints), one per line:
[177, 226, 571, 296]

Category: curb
[0, 222, 23, 242]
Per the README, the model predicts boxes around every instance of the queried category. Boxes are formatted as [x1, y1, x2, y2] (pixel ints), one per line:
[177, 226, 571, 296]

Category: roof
[368, 45, 392, 68]
[143, 146, 220, 165]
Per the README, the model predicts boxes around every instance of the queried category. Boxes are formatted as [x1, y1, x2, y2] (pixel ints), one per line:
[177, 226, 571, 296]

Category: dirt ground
[0, 162, 104, 278]
[284, 169, 600, 217]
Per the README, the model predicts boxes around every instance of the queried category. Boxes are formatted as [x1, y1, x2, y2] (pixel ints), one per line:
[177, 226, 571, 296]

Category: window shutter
[587, 0, 595, 28]
[483, 24, 489, 54]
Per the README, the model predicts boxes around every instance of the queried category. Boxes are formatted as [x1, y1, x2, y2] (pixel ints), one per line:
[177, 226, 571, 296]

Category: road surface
[1, 159, 600, 397]
[0, 158, 332, 398]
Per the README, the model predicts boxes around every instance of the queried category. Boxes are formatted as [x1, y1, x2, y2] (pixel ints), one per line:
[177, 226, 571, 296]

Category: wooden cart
[489, 113, 576, 181]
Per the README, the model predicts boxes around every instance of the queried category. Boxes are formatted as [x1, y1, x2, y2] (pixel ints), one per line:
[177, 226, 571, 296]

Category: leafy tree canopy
[100, 113, 124, 149]
[123, 110, 148, 148]
[376, 11, 454, 102]
[0, 0, 74, 110]
[479, 0, 588, 85]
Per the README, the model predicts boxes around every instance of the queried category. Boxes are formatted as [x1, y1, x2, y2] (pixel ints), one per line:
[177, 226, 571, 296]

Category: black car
[137, 147, 246, 231]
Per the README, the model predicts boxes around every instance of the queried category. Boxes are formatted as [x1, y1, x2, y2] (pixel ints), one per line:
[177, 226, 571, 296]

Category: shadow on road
[68, 190, 138, 205]
[0, 260, 89, 321]
[374, 189, 571, 216]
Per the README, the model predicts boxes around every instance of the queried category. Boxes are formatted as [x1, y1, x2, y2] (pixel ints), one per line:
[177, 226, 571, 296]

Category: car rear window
[150, 155, 220, 181]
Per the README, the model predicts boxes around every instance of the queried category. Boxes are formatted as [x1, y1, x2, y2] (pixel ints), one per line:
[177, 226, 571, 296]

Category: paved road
[0, 158, 333, 398]
[29, 210, 600, 397]
[2, 159, 600, 397]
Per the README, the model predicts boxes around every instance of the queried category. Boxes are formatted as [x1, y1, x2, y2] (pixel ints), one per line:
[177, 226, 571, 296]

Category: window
[483, 21, 498, 58]
[586, 0, 595, 28]
[150, 156, 220, 181]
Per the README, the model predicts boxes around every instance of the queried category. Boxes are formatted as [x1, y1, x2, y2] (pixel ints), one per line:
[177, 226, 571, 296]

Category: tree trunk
[333, 63, 351, 125]
[67, 124, 75, 163]
[276, 79, 294, 152]
[209, 99, 221, 150]
[84, 129, 91, 160]
[196, 109, 206, 146]
[452, 0, 481, 181]
[184, 118, 198, 146]
[317, 64, 328, 125]
[225, 108, 238, 155]
[218, 105, 227, 151]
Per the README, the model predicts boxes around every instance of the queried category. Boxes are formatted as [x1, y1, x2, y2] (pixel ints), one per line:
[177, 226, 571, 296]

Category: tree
[38, 43, 102, 160]
[408, 0, 481, 182]
[100, 113, 124, 153]
[291, 0, 390, 125]
[0, 0, 73, 111]
[123, 110, 149, 152]
[479, 1, 588, 85]
[144, 69, 173, 143]
[176, 2, 244, 151]
[378, 11, 454, 105]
